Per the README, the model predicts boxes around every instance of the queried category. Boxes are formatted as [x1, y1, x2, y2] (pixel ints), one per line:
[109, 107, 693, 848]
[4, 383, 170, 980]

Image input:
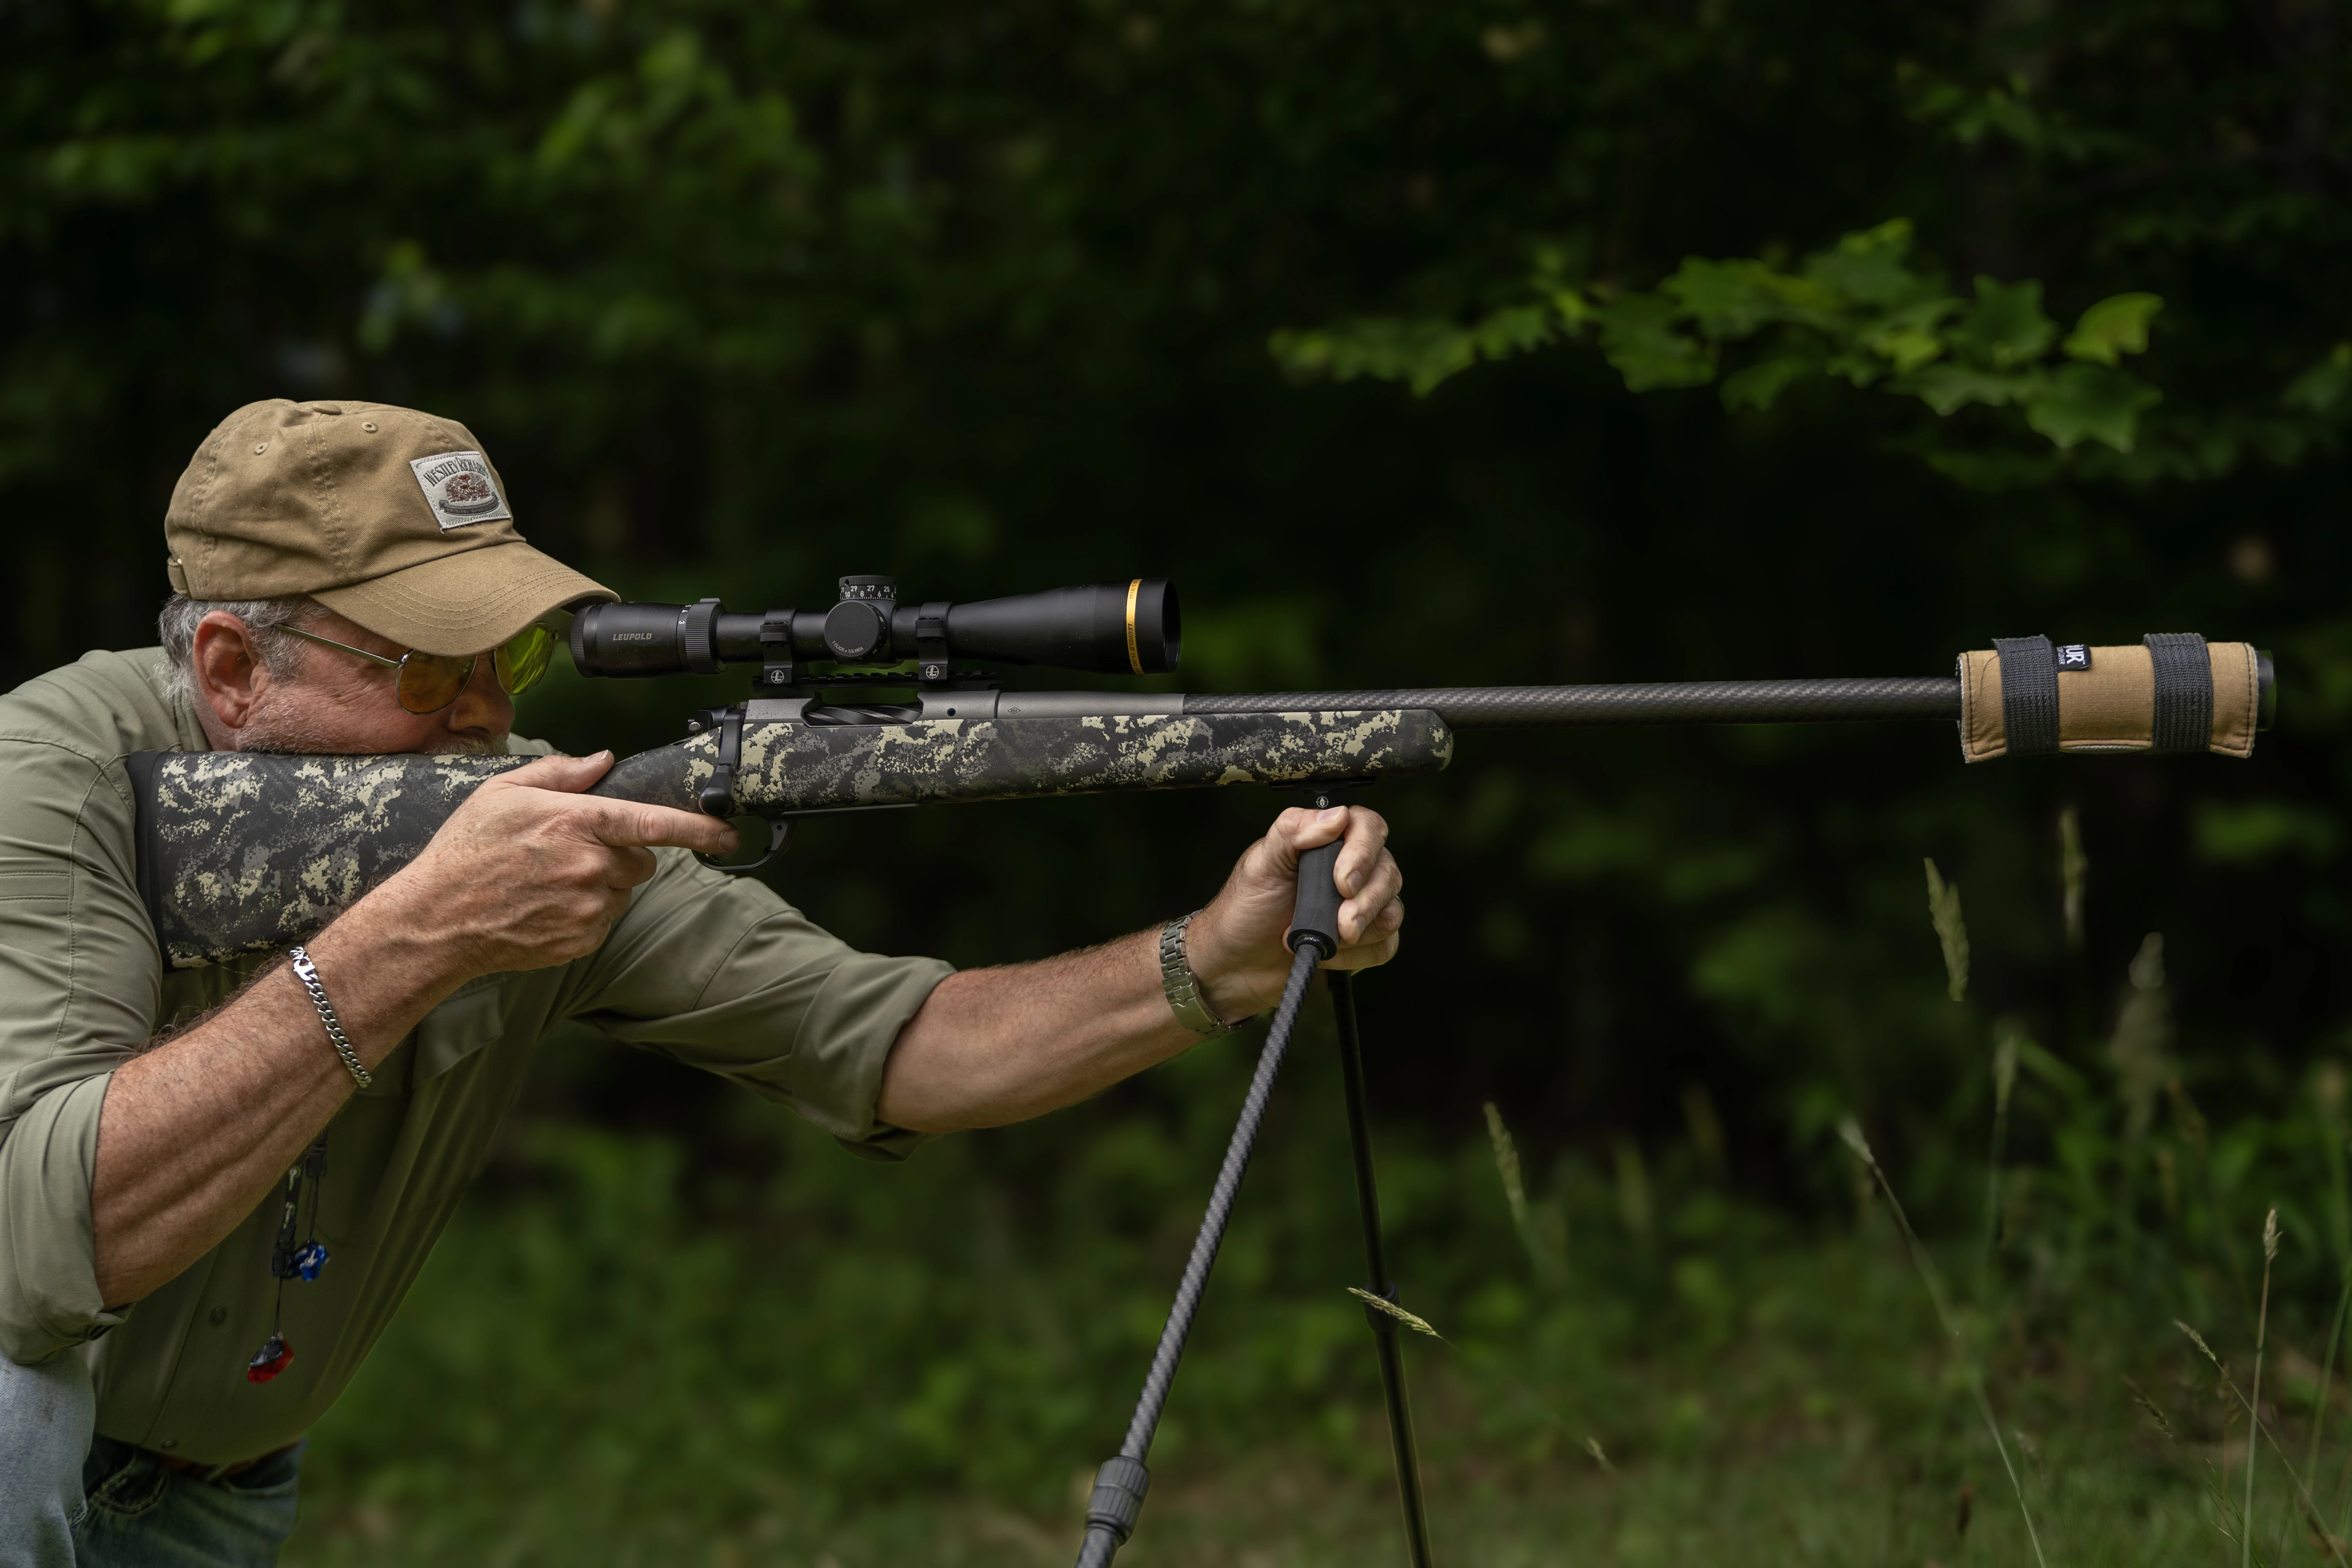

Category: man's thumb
[490, 750, 615, 795]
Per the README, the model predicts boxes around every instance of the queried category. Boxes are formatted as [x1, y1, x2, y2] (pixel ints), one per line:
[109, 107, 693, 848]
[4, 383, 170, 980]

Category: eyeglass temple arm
[280, 624, 404, 670]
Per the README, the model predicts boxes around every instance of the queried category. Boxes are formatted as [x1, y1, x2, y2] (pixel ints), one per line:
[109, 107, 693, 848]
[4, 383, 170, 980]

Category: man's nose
[445, 652, 514, 737]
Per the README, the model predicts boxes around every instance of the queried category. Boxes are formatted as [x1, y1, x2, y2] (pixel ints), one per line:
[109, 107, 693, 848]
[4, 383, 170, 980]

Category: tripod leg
[1073, 941, 1327, 1568]
[1330, 969, 1436, 1568]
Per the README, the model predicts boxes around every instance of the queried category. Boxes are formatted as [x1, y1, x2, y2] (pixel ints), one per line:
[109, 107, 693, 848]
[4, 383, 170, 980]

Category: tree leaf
[2283, 343, 2352, 415]
[1599, 294, 1716, 391]
[2023, 364, 2161, 451]
[1951, 276, 2054, 368]
[1661, 257, 1832, 338]
[1801, 218, 1943, 309]
[1865, 298, 1962, 374]
[1721, 356, 1812, 412]
[2062, 293, 2163, 366]
[1893, 363, 2035, 415]
[1267, 319, 1478, 395]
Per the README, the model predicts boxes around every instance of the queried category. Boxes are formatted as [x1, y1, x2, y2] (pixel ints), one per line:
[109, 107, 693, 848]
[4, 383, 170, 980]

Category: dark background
[5, 0, 2346, 1224]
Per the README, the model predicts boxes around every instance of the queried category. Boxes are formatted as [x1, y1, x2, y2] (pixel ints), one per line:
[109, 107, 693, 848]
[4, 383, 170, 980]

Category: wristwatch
[1159, 911, 1240, 1036]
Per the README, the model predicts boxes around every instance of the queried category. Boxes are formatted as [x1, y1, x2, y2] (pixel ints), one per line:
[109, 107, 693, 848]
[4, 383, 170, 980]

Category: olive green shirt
[0, 649, 953, 1463]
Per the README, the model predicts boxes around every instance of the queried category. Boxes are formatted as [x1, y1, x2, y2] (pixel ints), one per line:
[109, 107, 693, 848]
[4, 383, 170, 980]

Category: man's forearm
[90, 898, 470, 1305]
[876, 806, 1405, 1134]
[877, 929, 1211, 1132]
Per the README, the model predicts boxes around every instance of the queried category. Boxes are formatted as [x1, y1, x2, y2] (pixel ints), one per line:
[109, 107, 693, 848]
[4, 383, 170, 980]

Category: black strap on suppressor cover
[2145, 632, 2214, 754]
[1991, 635, 2060, 756]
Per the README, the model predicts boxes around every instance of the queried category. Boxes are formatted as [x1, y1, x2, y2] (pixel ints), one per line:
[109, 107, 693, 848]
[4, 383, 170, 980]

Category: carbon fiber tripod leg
[1072, 943, 1325, 1568]
[1331, 970, 1436, 1568]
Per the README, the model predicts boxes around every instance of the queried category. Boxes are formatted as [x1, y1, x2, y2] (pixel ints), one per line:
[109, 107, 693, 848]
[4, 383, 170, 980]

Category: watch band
[287, 946, 372, 1091]
[1159, 912, 1240, 1037]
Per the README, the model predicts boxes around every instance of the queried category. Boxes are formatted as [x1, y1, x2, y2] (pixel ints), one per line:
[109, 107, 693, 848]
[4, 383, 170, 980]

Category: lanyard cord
[251, 1137, 328, 1384]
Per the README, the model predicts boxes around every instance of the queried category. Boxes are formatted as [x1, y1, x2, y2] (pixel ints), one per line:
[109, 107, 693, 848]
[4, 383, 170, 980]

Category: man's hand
[1183, 804, 1405, 1024]
[878, 805, 1405, 1132]
[367, 751, 740, 985]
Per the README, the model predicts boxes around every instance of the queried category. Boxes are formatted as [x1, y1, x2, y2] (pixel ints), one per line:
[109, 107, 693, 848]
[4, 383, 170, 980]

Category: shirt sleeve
[563, 850, 954, 1161]
[0, 745, 158, 1364]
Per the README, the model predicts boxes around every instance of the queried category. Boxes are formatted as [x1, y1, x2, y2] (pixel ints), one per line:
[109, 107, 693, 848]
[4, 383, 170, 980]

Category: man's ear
[188, 612, 275, 735]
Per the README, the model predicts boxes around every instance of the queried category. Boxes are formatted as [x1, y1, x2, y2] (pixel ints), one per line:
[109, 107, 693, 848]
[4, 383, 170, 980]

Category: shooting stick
[1074, 789, 1434, 1568]
[1331, 965, 1434, 1566]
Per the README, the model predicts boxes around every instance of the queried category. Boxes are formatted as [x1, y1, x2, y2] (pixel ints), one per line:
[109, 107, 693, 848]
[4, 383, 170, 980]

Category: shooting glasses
[282, 622, 558, 714]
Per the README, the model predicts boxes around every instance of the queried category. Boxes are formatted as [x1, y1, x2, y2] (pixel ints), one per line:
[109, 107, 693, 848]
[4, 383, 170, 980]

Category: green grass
[281, 871, 2352, 1567]
[274, 1102, 2319, 1566]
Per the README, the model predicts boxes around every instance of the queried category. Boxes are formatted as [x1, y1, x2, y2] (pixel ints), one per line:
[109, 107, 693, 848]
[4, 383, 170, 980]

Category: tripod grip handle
[1288, 837, 1345, 959]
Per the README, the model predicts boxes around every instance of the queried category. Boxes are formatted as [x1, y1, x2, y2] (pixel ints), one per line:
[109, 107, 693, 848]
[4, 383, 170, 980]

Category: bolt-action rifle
[123, 577, 2274, 1568]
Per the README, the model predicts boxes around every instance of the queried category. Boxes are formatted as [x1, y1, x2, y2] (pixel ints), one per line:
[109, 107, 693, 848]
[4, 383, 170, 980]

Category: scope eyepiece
[570, 577, 1180, 680]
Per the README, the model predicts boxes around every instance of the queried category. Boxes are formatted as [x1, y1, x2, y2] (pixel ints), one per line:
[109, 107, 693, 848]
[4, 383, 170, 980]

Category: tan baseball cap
[164, 399, 615, 656]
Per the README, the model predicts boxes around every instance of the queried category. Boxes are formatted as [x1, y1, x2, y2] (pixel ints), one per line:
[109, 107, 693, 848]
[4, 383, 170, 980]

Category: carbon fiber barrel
[1185, 677, 1961, 728]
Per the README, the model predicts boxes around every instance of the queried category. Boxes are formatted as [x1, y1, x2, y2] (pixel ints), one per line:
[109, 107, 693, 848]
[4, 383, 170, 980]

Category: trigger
[697, 817, 791, 876]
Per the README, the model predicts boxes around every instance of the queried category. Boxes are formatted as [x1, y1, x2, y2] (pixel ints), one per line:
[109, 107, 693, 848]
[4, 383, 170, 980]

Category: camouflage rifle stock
[127, 702, 1453, 969]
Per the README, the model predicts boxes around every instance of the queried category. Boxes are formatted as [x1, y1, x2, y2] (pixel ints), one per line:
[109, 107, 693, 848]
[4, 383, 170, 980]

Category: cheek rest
[1957, 635, 2263, 762]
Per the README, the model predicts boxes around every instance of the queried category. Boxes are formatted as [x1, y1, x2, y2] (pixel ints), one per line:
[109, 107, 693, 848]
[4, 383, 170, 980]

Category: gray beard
[237, 705, 505, 757]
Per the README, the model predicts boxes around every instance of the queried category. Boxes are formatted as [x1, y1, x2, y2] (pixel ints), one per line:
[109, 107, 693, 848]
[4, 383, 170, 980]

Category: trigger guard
[697, 817, 791, 876]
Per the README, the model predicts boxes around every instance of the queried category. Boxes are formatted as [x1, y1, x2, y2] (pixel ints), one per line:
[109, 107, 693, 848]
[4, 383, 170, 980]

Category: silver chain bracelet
[1159, 911, 1243, 1037]
[287, 946, 372, 1091]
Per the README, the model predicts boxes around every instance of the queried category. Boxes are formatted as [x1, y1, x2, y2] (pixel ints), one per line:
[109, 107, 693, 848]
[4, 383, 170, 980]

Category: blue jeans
[71, 1435, 304, 1568]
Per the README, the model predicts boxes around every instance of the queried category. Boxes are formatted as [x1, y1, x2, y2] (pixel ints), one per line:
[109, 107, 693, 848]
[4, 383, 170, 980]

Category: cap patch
[408, 451, 513, 531]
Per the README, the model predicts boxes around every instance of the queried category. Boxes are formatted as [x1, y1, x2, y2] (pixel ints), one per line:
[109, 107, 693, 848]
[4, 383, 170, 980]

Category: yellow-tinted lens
[495, 625, 555, 697]
[395, 653, 475, 715]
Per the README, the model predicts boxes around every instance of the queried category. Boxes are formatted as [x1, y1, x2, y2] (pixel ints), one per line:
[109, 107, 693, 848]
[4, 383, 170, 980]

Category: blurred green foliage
[281, 927, 2352, 1562]
[1273, 218, 2178, 461]
[6, 0, 2352, 1552]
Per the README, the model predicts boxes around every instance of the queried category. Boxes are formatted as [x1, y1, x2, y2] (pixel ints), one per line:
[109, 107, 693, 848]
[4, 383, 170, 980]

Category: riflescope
[570, 576, 1180, 682]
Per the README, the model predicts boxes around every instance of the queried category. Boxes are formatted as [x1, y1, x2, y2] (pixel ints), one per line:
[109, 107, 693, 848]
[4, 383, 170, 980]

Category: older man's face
[208, 607, 516, 756]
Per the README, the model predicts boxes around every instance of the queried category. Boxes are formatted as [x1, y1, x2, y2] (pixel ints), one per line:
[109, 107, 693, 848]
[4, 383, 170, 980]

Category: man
[0, 399, 1405, 1565]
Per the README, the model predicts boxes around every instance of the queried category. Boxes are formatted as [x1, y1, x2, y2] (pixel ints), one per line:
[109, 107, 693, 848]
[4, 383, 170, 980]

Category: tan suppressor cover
[1958, 642, 2259, 762]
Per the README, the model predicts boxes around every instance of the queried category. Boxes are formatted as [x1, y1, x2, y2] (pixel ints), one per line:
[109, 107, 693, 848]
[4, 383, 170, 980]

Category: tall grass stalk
[2058, 806, 2087, 953]
[1484, 1102, 1529, 1238]
[2169, 1077, 2256, 1325]
[2313, 1062, 2352, 1539]
[2175, 1316, 2348, 1566]
[2244, 1207, 2279, 1568]
[1924, 858, 1969, 1002]
[1980, 1027, 2022, 1299]
[2309, 1278, 2351, 1546]
[1840, 1118, 2048, 1568]
[1483, 1102, 1564, 1285]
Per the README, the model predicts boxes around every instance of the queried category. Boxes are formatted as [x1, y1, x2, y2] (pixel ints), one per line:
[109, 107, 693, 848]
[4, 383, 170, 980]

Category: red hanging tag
[245, 1334, 294, 1384]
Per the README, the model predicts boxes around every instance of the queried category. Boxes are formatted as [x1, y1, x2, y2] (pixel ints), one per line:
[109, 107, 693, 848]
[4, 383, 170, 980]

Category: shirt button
[209, 1307, 227, 1326]
[156, 1438, 178, 1450]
